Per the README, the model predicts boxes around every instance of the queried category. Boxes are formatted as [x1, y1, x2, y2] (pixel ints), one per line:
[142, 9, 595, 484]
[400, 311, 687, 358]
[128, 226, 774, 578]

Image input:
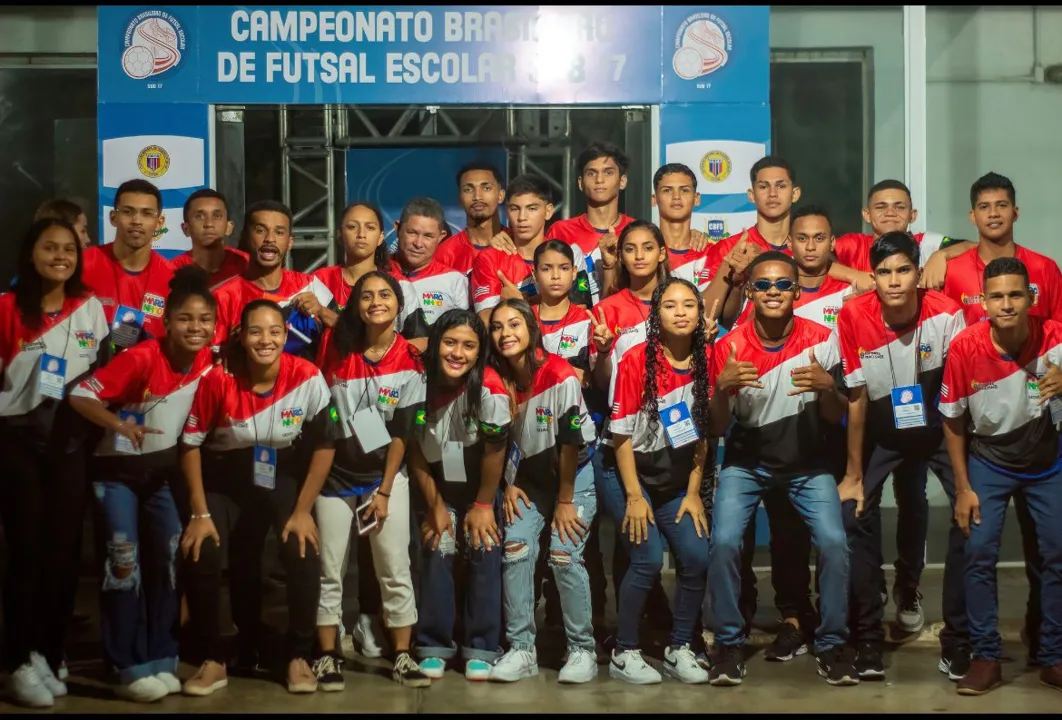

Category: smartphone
[356, 493, 379, 535]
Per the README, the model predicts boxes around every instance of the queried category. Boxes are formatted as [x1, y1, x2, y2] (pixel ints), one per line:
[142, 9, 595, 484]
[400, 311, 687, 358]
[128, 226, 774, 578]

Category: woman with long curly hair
[603, 277, 715, 685]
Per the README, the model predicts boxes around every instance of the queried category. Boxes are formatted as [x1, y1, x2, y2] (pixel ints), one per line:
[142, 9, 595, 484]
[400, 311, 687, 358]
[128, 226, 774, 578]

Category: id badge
[112, 305, 145, 348]
[441, 440, 467, 484]
[891, 385, 927, 430]
[351, 407, 391, 453]
[114, 410, 145, 455]
[253, 445, 277, 490]
[660, 401, 700, 448]
[503, 443, 521, 486]
[38, 354, 67, 400]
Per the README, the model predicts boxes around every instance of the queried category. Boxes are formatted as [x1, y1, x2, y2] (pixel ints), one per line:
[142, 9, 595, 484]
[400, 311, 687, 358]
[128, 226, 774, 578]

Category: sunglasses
[750, 278, 797, 293]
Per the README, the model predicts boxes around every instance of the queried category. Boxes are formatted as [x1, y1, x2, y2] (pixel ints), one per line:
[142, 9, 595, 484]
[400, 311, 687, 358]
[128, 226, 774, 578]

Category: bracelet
[472, 501, 493, 510]
[626, 496, 644, 505]
[955, 488, 972, 496]
[377, 491, 391, 498]
[558, 499, 574, 505]
[600, 263, 616, 271]
[191, 513, 212, 520]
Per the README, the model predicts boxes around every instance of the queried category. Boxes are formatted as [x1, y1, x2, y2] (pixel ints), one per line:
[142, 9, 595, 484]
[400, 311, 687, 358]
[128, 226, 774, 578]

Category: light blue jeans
[501, 462, 597, 653]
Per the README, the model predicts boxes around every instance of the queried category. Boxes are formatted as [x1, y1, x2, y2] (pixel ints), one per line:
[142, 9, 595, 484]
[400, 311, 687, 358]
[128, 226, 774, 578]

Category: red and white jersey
[435, 228, 495, 277]
[611, 343, 703, 496]
[667, 245, 712, 291]
[592, 288, 653, 402]
[181, 353, 331, 453]
[833, 231, 949, 274]
[709, 317, 842, 473]
[211, 271, 335, 348]
[81, 244, 175, 342]
[735, 275, 853, 331]
[942, 245, 1062, 327]
[534, 303, 593, 372]
[0, 293, 109, 418]
[310, 265, 413, 314]
[509, 352, 596, 489]
[320, 332, 425, 492]
[548, 213, 636, 305]
[170, 247, 249, 288]
[837, 289, 965, 438]
[415, 366, 512, 484]
[704, 226, 792, 283]
[470, 244, 592, 316]
[72, 340, 214, 464]
[940, 318, 1062, 475]
[393, 258, 470, 339]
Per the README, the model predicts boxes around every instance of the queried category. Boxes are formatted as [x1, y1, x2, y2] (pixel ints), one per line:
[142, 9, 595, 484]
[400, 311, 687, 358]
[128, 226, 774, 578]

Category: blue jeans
[416, 489, 503, 663]
[709, 466, 850, 653]
[502, 462, 597, 652]
[966, 457, 1062, 665]
[93, 478, 183, 684]
[597, 473, 709, 650]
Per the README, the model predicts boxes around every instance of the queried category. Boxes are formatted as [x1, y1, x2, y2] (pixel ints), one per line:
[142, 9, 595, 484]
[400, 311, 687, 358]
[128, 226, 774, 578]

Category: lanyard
[356, 334, 398, 411]
[883, 318, 922, 388]
[251, 393, 278, 448]
[45, 306, 75, 366]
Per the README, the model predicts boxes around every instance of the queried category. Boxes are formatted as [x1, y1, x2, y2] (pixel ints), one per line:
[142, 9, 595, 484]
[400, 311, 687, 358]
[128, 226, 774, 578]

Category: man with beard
[435, 162, 507, 278]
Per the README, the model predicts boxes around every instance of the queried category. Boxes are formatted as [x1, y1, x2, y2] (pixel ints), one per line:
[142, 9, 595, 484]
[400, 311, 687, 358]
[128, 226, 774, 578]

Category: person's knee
[103, 535, 139, 591]
[502, 537, 534, 565]
[964, 526, 1001, 567]
[709, 518, 746, 559]
[184, 535, 222, 575]
[815, 522, 849, 560]
[280, 533, 320, 572]
[678, 544, 710, 579]
[425, 509, 459, 559]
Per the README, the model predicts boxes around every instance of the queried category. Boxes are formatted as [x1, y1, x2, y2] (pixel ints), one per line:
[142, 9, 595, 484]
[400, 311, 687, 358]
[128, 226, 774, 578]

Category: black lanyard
[252, 394, 278, 448]
[883, 318, 922, 388]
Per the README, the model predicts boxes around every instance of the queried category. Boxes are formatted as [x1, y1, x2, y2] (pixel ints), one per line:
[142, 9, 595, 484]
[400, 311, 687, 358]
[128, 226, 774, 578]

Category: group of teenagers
[2, 141, 1061, 709]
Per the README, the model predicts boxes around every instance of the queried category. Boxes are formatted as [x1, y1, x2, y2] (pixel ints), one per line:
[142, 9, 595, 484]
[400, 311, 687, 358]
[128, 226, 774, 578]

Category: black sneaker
[938, 645, 971, 681]
[816, 645, 860, 686]
[312, 653, 345, 692]
[708, 645, 747, 687]
[855, 642, 885, 680]
[765, 623, 808, 662]
[393, 652, 432, 688]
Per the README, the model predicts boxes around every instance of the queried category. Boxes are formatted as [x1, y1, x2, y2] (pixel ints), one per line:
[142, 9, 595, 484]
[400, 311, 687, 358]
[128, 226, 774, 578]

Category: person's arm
[943, 415, 980, 537]
[613, 434, 643, 500]
[702, 270, 744, 329]
[816, 382, 848, 424]
[838, 386, 868, 514]
[407, 337, 429, 354]
[379, 436, 407, 497]
[557, 443, 578, 505]
[407, 437, 441, 507]
[180, 445, 210, 518]
[921, 241, 975, 290]
[69, 394, 162, 450]
[293, 444, 334, 515]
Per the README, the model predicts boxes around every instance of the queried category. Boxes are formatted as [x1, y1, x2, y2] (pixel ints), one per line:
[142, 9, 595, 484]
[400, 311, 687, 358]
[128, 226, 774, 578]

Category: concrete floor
[2, 567, 1058, 714]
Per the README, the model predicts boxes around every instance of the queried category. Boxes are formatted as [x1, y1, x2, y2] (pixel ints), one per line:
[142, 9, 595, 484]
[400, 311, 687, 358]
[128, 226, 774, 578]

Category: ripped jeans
[92, 477, 183, 684]
[501, 462, 597, 653]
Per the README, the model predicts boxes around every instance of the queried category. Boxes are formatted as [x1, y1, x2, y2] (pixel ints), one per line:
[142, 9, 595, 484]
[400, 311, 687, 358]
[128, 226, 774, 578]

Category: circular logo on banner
[673, 13, 732, 81]
[700, 150, 732, 183]
[137, 145, 171, 179]
[122, 10, 186, 80]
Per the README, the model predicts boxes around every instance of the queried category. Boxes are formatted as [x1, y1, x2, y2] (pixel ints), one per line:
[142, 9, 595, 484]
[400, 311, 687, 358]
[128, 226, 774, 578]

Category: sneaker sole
[857, 668, 886, 680]
[957, 682, 1000, 696]
[895, 616, 926, 634]
[559, 671, 599, 685]
[662, 665, 708, 685]
[817, 668, 860, 686]
[287, 682, 318, 694]
[765, 645, 808, 662]
[320, 680, 345, 692]
[708, 673, 744, 687]
[937, 658, 965, 682]
[182, 679, 228, 697]
[421, 670, 446, 680]
[465, 673, 491, 682]
[396, 676, 432, 688]
[489, 667, 538, 683]
[609, 667, 661, 685]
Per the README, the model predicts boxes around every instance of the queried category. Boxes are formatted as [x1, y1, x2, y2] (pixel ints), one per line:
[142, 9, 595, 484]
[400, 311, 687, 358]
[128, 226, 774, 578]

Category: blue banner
[97, 5, 768, 105]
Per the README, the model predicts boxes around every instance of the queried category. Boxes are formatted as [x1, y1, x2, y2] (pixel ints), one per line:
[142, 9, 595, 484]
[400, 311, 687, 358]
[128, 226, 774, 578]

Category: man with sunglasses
[835, 232, 968, 681]
[81, 179, 175, 349]
[707, 251, 856, 687]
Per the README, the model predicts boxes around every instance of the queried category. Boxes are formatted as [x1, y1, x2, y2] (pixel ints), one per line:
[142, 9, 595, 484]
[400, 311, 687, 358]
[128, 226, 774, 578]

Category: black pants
[182, 473, 320, 664]
[0, 424, 89, 673]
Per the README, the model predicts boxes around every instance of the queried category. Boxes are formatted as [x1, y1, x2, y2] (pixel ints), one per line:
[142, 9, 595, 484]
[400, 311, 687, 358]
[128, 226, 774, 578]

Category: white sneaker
[30, 651, 67, 697]
[558, 648, 598, 684]
[7, 663, 54, 708]
[353, 614, 386, 659]
[116, 676, 169, 703]
[58, 660, 70, 681]
[155, 672, 182, 695]
[663, 644, 710, 684]
[609, 649, 662, 685]
[488, 648, 538, 683]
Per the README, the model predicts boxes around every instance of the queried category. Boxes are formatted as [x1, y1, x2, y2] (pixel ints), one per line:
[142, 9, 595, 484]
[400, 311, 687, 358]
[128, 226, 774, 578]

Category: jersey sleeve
[832, 234, 865, 271]
[609, 353, 642, 437]
[181, 368, 222, 447]
[938, 342, 970, 419]
[556, 373, 595, 446]
[835, 305, 865, 389]
[450, 273, 470, 311]
[1043, 259, 1062, 319]
[470, 253, 502, 315]
[388, 365, 427, 440]
[71, 343, 145, 405]
[819, 330, 848, 397]
[478, 385, 512, 445]
[300, 371, 335, 446]
[90, 298, 111, 350]
[941, 306, 967, 359]
[569, 245, 593, 308]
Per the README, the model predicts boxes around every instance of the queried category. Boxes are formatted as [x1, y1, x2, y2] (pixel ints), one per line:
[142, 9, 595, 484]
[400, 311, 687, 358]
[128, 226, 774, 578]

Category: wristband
[626, 496, 644, 505]
[955, 488, 971, 496]
[191, 513, 212, 520]
[377, 491, 391, 498]
[472, 501, 493, 510]
[558, 499, 574, 505]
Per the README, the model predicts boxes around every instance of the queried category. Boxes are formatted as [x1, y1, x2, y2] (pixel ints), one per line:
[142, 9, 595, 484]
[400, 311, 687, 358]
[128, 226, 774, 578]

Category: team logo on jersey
[960, 292, 981, 306]
[281, 407, 304, 427]
[421, 291, 445, 308]
[141, 293, 166, 318]
[137, 145, 171, 179]
[857, 347, 883, 360]
[672, 13, 731, 80]
[970, 380, 998, 392]
[569, 413, 586, 430]
[122, 10, 185, 80]
[918, 342, 933, 360]
[75, 331, 97, 350]
[18, 338, 47, 352]
[559, 334, 579, 351]
[535, 406, 553, 430]
[377, 387, 401, 406]
[822, 306, 841, 327]
[1030, 283, 1040, 305]
[329, 407, 340, 423]
[414, 409, 426, 425]
[700, 150, 732, 183]
[576, 276, 589, 292]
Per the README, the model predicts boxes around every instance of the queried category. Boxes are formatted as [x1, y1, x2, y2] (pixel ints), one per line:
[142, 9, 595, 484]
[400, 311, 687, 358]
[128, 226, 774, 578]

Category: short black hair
[456, 161, 503, 188]
[747, 250, 798, 281]
[653, 163, 697, 191]
[183, 188, 229, 221]
[506, 173, 552, 205]
[790, 204, 833, 235]
[750, 156, 795, 186]
[983, 256, 1030, 289]
[576, 142, 629, 176]
[867, 179, 912, 203]
[870, 230, 920, 270]
[534, 239, 574, 267]
[114, 179, 162, 212]
[240, 200, 294, 249]
[970, 171, 1016, 208]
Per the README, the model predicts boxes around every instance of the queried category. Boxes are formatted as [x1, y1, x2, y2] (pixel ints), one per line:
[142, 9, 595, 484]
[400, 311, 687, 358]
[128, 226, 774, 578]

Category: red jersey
[0, 293, 109, 418]
[667, 245, 713, 291]
[211, 271, 335, 349]
[470, 245, 591, 316]
[81, 244, 175, 342]
[940, 318, 1062, 475]
[942, 245, 1062, 326]
[704, 226, 793, 282]
[734, 275, 853, 330]
[833, 231, 953, 273]
[72, 339, 214, 467]
[170, 247, 249, 288]
[709, 317, 842, 473]
[310, 265, 416, 318]
[548, 213, 636, 305]
[435, 229, 495, 277]
[534, 303, 593, 372]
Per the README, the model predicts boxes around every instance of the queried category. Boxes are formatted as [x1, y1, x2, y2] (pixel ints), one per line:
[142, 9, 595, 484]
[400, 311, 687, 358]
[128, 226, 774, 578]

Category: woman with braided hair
[601, 276, 717, 685]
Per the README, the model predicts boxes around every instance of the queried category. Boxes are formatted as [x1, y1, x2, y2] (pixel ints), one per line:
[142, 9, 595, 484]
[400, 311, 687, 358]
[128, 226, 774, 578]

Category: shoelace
[395, 654, 421, 674]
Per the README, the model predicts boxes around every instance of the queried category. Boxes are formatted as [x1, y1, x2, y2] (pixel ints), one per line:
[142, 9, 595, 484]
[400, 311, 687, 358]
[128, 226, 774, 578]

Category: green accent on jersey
[329, 407, 339, 423]
[415, 409, 427, 425]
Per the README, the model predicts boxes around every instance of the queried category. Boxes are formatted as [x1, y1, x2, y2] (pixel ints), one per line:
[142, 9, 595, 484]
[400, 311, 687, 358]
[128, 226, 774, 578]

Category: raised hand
[788, 348, 834, 396]
[591, 307, 615, 354]
[704, 298, 721, 343]
[497, 270, 524, 301]
[716, 342, 763, 392]
[598, 221, 620, 270]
